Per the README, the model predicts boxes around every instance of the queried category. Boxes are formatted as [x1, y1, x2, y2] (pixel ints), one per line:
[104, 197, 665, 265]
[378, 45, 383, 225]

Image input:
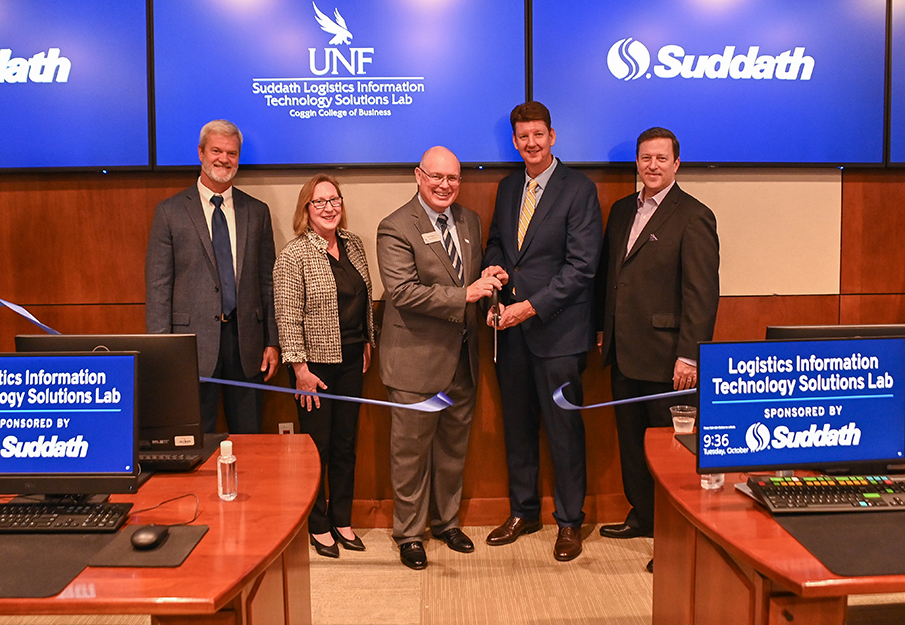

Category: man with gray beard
[145, 119, 279, 433]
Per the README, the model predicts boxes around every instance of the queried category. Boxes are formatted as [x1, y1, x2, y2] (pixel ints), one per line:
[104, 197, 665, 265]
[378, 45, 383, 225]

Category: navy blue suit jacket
[483, 160, 603, 357]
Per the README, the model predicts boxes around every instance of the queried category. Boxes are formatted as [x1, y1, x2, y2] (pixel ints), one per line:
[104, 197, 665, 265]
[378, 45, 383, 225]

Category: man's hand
[498, 300, 536, 329]
[596, 331, 603, 355]
[466, 273, 503, 303]
[261, 346, 280, 381]
[673, 359, 697, 391]
[482, 265, 509, 285]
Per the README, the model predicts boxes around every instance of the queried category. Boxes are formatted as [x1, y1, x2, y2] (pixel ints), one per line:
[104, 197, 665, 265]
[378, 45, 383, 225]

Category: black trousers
[288, 342, 364, 535]
[199, 317, 263, 434]
[496, 324, 588, 528]
[610, 360, 694, 531]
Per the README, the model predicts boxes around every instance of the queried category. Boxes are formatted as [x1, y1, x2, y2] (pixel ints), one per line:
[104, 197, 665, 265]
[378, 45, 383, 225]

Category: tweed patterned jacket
[273, 227, 376, 364]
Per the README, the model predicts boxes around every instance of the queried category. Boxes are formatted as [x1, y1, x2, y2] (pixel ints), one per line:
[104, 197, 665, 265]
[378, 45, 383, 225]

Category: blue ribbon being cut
[2, 297, 451, 412]
[553, 382, 695, 411]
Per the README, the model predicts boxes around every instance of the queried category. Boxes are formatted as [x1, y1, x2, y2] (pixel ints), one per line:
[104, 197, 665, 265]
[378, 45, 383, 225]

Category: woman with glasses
[273, 173, 376, 558]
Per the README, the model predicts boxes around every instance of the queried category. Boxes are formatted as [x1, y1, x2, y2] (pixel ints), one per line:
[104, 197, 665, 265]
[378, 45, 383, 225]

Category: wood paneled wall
[1, 166, 902, 527]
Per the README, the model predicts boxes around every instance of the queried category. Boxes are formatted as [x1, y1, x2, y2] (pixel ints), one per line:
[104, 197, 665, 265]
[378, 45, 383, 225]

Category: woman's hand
[363, 343, 372, 373]
[292, 362, 327, 411]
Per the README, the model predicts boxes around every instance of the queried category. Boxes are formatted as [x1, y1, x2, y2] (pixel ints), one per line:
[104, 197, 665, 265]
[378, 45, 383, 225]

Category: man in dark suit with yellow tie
[596, 128, 720, 571]
[483, 102, 603, 562]
[145, 119, 280, 434]
[377, 146, 505, 570]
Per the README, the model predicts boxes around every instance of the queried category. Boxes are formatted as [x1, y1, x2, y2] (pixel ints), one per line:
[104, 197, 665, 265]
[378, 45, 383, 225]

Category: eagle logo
[312, 2, 353, 46]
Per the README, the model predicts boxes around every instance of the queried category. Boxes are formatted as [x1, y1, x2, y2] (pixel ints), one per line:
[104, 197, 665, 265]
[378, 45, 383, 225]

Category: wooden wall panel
[840, 294, 905, 324]
[841, 169, 905, 294]
[713, 295, 840, 342]
[0, 172, 195, 304]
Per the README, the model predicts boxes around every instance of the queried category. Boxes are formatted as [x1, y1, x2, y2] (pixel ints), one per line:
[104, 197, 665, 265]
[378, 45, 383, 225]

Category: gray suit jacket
[377, 195, 482, 394]
[597, 183, 720, 382]
[145, 183, 279, 379]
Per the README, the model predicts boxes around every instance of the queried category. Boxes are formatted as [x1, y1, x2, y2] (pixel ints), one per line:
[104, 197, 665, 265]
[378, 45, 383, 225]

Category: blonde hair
[293, 174, 348, 236]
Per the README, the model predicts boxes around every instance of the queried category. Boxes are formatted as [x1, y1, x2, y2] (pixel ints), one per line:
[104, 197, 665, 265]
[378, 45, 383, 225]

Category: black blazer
[597, 183, 720, 383]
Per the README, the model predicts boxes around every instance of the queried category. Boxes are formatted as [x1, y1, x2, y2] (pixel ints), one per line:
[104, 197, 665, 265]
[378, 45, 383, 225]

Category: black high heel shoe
[310, 533, 339, 558]
[331, 527, 366, 551]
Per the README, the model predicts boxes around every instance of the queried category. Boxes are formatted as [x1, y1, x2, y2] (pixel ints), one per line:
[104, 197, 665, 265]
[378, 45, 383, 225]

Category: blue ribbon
[2, 297, 450, 412]
[553, 382, 695, 411]
[0, 298, 60, 335]
[201, 376, 452, 412]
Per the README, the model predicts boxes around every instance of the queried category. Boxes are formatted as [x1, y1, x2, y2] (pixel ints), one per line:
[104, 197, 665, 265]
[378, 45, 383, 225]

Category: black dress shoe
[486, 515, 542, 546]
[599, 523, 652, 539]
[331, 527, 366, 551]
[646, 558, 654, 573]
[310, 534, 339, 558]
[432, 528, 475, 553]
[400, 541, 428, 570]
[554, 526, 582, 562]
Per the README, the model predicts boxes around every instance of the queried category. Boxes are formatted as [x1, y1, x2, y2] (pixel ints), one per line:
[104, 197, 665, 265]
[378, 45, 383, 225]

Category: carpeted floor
[1, 526, 904, 624]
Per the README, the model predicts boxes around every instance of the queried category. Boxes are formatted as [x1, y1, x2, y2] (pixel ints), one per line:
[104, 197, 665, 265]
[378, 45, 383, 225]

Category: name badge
[421, 231, 442, 244]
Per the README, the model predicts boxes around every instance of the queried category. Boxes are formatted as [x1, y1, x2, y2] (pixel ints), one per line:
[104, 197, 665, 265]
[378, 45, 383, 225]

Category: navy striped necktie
[436, 214, 464, 284]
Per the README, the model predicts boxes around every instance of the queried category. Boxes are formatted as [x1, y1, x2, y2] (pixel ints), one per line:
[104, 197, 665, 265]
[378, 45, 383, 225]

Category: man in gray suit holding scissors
[145, 119, 280, 434]
[377, 146, 504, 570]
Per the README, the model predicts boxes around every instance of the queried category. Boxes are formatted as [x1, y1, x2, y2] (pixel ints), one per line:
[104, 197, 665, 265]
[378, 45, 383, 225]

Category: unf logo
[746, 423, 771, 452]
[607, 38, 650, 80]
[309, 1, 373, 75]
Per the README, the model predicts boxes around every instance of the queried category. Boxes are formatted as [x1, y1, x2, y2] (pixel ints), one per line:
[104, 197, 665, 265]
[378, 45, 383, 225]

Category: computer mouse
[130, 524, 170, 550]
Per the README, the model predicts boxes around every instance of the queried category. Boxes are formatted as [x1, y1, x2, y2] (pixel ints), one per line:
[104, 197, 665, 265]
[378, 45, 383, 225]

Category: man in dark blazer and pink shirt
[483, 102, 603, 562]
[145, 120, 279, 434]
[597, 128, 720, 572]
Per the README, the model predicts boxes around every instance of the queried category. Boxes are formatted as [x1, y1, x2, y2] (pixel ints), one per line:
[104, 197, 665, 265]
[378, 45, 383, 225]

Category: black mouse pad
[0, 533, 115, 598]
[89, 525, 208, 568]
[775, 512, 905, 577]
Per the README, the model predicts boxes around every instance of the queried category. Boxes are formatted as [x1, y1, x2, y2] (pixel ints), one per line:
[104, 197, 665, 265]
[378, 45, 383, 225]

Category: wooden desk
[0, 434, 320, 625]
[647, 427, 905, 625]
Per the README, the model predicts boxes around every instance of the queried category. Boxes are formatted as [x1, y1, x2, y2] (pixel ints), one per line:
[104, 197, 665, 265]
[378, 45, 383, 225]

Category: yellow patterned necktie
[517, 179, 538, 250]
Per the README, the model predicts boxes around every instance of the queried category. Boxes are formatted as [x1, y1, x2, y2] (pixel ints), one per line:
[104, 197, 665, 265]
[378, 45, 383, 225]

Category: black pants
[496, 324, 588, 528]
[610, 360, 694, 532]
[288, 342, 364, 535]
[200, 317, 263, 434]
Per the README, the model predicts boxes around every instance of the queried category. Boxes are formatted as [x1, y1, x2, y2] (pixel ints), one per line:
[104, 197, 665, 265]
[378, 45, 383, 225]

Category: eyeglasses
[309, 196, 343, 209]
[418, 168, 461, 185]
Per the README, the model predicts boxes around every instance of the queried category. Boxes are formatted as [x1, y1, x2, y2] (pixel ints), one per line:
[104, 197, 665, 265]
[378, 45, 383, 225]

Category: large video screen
[533, 0, 886, 164]
[697, 338, 905, 474]
[891, 0, 905, 164]
[0, 0, 150, 169]
[154, 0, 525, 166]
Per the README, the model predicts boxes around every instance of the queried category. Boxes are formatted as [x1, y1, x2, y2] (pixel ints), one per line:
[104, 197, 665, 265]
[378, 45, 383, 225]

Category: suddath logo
[745, 421, 861, 453]
[1, 434, 88, 458]
[309, 1, 373, 76]
[607, 38, 814, 81]
[0, 48, 70, 83]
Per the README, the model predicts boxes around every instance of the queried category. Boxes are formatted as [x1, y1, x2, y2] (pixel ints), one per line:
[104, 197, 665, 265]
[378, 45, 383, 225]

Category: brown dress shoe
[554, 526, 582, 561]
[486, 515, 542, 546]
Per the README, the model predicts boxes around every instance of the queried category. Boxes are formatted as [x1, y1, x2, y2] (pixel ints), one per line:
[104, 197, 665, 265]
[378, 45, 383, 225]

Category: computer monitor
[0, 351, 139, 499]
[15, 334, 203, 451]
[766, 324, 905, 340]
[697, 337, 905, 475]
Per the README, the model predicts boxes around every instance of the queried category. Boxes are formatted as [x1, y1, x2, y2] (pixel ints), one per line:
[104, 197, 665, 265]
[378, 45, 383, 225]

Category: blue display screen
[891, 0, 905, 163]
[533, 0, 886, 164]
[0, 353, 136, 474]
[154, 0, 525, 166]
[0, 0, 150, 169]
[698, 339, 905, 473]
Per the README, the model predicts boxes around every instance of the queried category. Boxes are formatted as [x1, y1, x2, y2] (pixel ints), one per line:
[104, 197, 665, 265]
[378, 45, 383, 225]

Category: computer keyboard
[747, 475, 905, 514]
[138, 451, 203, 473]
[0, 501, 133, 533]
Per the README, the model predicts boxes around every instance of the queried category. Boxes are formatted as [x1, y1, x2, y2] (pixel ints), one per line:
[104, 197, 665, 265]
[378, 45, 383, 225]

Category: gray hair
[199, 120, 243, 152]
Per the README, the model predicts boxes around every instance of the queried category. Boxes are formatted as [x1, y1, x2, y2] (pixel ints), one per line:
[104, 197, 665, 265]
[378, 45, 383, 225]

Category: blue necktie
[210, 196, 237, 316]
[436, 214, 464, 285]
